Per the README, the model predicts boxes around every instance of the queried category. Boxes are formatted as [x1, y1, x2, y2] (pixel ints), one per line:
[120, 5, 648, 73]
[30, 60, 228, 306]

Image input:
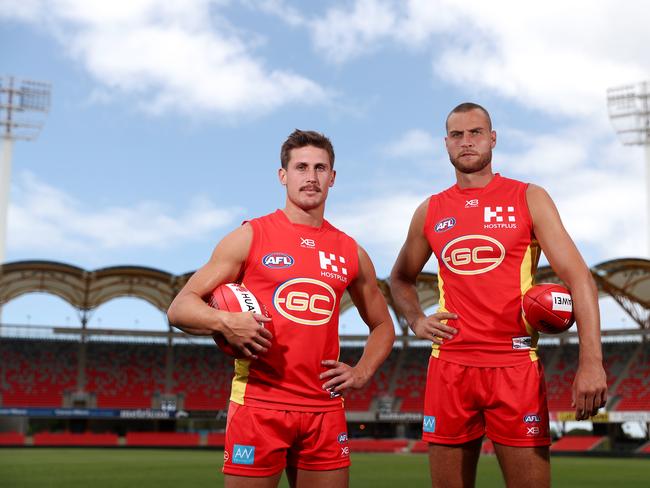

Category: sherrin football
[208, 283, 271, 358]
[522, 283, 575, 334]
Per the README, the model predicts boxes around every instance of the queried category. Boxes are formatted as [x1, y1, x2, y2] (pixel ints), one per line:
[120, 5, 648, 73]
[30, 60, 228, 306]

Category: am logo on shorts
[423, 416, 436, 433]
[232, 444, 255, 465]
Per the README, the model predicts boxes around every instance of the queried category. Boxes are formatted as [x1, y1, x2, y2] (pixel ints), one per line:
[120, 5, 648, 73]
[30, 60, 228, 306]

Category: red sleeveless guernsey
[423, 174, 541, 367]
[229, 209, 359, 411]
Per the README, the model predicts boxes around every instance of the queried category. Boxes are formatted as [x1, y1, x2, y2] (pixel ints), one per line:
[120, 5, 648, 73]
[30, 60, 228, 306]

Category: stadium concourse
[0, 259, 649, 454]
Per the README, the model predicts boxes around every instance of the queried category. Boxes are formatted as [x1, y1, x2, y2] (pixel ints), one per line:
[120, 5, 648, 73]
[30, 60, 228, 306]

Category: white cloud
[329, 193, 428, 274]
[383, 129, 437, 160]
[496, 125, 646, 260]
[0, 0, 327, 117]
[8, 171, 241, 256]
[311, 0, 650, 118]
[311, 0, 397, 64]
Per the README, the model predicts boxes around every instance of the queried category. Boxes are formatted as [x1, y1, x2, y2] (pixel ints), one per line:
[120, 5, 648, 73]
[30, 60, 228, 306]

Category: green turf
[0, 449, 648, 487]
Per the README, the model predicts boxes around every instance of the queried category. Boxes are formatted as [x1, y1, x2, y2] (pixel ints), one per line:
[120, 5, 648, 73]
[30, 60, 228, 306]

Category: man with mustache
[390, 103, 607, 487]
[168, 129, 395, 488]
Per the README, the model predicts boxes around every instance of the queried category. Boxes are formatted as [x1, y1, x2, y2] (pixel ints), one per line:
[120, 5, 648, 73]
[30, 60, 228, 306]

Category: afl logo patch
[441, 235, 505, 275]
[273, 278, 337, 326]
[262, 252, 294, 269]
[434, 217, 456, 233]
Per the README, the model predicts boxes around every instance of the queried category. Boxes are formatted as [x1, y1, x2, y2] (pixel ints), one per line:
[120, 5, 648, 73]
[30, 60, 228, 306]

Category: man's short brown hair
[280, 129, 335, 169]
[446, 102, 492, 132]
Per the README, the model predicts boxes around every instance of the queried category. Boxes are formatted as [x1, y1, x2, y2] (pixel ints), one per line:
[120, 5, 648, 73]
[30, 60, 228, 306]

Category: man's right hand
[220, 312, 273, 359]
[411, 312, 458, 345]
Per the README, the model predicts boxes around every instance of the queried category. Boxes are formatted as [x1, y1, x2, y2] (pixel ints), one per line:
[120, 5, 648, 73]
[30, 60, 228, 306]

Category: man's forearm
[354, 321, 395, 381]
[389, 277, 425, 328]
[167, 293, 224, 336]
[567, 272, 603, 364]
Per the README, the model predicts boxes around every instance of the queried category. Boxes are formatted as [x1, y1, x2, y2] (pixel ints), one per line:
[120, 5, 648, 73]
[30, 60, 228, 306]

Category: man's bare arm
[390, 199, 458, 343]
[167, 224, 271, 358]
[320, 245, 395, 394]
[527, 184, 607, 420]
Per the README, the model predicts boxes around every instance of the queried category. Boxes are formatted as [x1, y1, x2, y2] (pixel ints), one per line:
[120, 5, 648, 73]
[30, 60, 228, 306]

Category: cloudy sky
[1, 0, 647, 331]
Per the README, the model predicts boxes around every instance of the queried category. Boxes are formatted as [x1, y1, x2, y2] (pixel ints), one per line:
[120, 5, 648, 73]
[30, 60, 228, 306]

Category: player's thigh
[223, 402, 294, 478]
[224, 472, 283, 488]
[289, 409, 350, 472]
[428, 438, 482, 488]
[286, 466, 349, 488]
[423, 357, 485, 444]
[493, 443, 550, 488]
[483, 361, 551, 447]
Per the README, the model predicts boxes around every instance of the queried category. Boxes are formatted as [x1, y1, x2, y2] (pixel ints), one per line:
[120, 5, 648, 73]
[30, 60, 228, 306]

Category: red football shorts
[422, 357, 551, 447]
[222, 402, 351, 477]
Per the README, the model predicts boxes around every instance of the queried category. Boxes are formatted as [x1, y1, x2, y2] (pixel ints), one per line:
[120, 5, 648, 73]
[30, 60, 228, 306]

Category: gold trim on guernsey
[520, 241, 541, 362]
[230, 359, 251, 404]
[431, 273, 446, 358]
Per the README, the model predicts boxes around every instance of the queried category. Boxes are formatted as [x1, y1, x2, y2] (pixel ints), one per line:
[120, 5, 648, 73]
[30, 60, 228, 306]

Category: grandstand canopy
[0, 258, 648, 333]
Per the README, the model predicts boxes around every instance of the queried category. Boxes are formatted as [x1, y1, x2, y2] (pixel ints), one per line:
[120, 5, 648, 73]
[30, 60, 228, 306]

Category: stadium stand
[612, 342, 650, 411]
[86, 342, 166, 409]
[172, 343, 233, 411]
[339, 346, 399, 411]
[393, 346, 430, 412]
[3, 338, 650, 414]
[1, 338, 77, 407]
[543, 343, 579, 411]
[550, 435, 606, 452]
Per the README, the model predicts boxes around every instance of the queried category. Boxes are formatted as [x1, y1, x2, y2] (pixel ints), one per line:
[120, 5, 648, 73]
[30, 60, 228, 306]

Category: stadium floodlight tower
[0, 76, 51, 264]
[607, 81, 650, 255]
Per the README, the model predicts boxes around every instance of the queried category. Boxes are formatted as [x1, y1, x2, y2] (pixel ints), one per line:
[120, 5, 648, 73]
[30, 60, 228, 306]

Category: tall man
[390, 103, 607, 488]
[168, 129, 395, 488]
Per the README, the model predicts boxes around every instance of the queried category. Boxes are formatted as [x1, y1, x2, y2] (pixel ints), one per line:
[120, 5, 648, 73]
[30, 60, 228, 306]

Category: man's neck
[455, 168, 495, 189]
[282, 202, 325, 227]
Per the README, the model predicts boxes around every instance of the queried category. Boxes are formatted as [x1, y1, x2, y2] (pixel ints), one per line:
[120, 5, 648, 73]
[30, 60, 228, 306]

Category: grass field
[1, 448, 649, 487]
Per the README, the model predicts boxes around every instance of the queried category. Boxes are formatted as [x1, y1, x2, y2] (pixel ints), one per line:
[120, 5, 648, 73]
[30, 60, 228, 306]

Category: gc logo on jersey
[273, 278, 337, 326]
[262, 252, 294, 269]
[441, 235, 505, 275]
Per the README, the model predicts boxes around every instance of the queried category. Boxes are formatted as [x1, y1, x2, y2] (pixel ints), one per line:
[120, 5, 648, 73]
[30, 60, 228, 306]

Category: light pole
[607, 81, 650, 255]
[0, 76, 51, 264]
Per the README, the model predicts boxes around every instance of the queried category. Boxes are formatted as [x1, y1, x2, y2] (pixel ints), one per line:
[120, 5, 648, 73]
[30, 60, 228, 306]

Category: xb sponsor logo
[262, 252, 294, 269]
[526, 426, 540, 436]
[423, 416, 436, 433]
[434, 217, 456, 233]
[300, 237, 316, 249]
[524, 414, 541, 423]
[341, 446, 350, 457]
[232, 444, 255, 465]
[465, 199, 479, 208]
[273, 278, 337, 326]
[441, 235, 505, 275]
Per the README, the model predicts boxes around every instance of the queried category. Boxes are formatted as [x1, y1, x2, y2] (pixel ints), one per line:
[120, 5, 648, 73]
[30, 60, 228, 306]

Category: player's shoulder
[491, 173, 529, 189]
[247, 209, 280, 225]
[322, 219, 358, 247]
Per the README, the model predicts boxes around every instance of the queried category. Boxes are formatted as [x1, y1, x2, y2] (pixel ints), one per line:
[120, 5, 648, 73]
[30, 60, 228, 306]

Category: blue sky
[1, 0, 648, 332]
